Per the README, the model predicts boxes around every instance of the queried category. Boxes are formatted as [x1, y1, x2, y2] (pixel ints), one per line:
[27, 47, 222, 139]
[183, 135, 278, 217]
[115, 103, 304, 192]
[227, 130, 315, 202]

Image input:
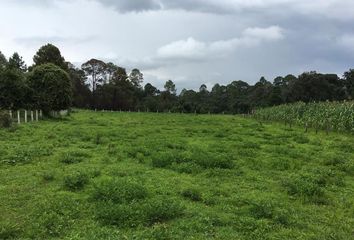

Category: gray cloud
[96, 0, 354, 20]
[14, 36, 96, 47]
[97, 0, 160, 13]
[0, 0, 353, 90]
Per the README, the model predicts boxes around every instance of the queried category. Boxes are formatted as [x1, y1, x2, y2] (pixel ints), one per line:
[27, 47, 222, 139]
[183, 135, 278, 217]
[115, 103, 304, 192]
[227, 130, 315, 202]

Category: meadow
[0, 110, 354, 239]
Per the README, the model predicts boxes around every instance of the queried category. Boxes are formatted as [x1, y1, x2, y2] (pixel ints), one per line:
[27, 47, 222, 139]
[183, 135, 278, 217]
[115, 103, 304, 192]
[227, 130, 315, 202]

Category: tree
[144, 83, 158, 97]
[164, 80, 177, 95]
[210, 84, 228, 113]
[129, 68, 143, 88]
[111, 67, 128, 85]
[344, 69, 354, 99]
[248, 77, 273, 107]
[33, 44, 68, 71]
[226, 81, 250, 113]
[27, 64, 72, 112]
[106, 62, 119, 83]
[286, 72, 345, 102]
[68, 63, 91, 108]
[0, 51, 8, 71]
[81, 59, 107, 92]
[0, 69, 27, 110]
[199, 84, 208, 93]
[8, 52, 27, 72]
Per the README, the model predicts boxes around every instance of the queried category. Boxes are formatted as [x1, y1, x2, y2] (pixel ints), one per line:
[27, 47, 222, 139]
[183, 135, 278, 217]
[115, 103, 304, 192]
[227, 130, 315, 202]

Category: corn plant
[253, 101, 354, 134]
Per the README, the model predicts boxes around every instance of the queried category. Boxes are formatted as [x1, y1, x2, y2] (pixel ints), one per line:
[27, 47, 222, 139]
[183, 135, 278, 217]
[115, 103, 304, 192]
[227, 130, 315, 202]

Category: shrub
[59, 151, 88, 164]
[63, 171, 89, 191]
[27, 63, 72, 112]
[127, 146, 151, 158]
[172, 162, 203, 174]
[94, 133, 102, 145]
[95, 202, 144, 227]
[30, 193, 81, 238]
[0, 221, 19, 240]
[2, 148, 35, 165]
[91, 177, 148, 203]
[249, 200, 291, 226]
[292, 134, 310, 144]
[107, 144, 117, 155]
[181, 188, 202, 202]
[95, 196, 183, 227]
[144, 197, 184, 225]
[42, 171, 55, 182]
[151, 152, 176, 168]
[324, 155, 347, 167]
[194, 152, 234, 169]
[249, 200, 274, 219]
[281, 168, 342, 204]
[0, 111, 12, 128]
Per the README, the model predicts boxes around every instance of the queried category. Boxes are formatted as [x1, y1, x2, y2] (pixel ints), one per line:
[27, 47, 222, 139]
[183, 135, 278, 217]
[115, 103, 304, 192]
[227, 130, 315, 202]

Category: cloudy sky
[0, 0, 353, 90]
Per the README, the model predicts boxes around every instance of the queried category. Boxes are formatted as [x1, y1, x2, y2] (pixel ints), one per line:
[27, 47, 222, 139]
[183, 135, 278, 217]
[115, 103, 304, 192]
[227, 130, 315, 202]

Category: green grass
[0, 110, 354, 239]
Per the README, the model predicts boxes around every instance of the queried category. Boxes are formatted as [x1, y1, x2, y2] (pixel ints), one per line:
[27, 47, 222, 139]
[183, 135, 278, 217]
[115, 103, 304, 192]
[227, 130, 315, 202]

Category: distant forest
[1, 44, 353, 114]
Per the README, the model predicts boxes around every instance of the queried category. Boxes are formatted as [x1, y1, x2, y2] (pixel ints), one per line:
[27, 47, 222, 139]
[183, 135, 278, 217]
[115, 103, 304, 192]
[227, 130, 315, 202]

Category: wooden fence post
[36, 110, 39, 121]
[40, 110, 42, 119]
[17, 110, 20, 124]
[25, 110, 27, 123]
[9, 110, 12, 119]
[31, 111, 34, 121]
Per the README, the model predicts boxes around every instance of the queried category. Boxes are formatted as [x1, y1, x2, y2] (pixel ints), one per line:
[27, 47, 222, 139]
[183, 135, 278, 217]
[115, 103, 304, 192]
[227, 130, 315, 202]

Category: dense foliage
[254, 101, 354, 133]
[0, 45, 353, 114]
[0, 111, 353, 239]
[27, 64, 72, 112]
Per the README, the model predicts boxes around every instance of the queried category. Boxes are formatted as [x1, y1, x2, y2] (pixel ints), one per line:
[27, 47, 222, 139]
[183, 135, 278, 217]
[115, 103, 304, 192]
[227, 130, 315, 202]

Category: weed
[91, 177, 148, 203]
[41, 171, 55, 182]
[181, 188, 202, 201]
[63, 171, 89, 191]
[144, 197, 185, 225]
[59, 150, 89, 164]
[0, 111, 12, 128]
[0, 221, 19, 239]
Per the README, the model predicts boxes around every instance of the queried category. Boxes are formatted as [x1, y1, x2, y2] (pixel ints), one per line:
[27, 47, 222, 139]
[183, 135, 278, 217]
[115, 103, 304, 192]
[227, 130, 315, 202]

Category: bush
[172, 162, 203, 174]
[281, 168, 342, 204]
[63, 171, 89, 191]
[0, 221, 19, 240]
[0, 111, 12, 128]
[249, 200, 291, 226]
[194, 152, 234, 169]
[144, 197, 184, 225]
[95, 196, 183, 227]
[30, 193, 81, 238]
[91, 177, 148, 203]
[151, 151, 181, 168]
[59, 151, 89, 164]
[0, 68, 27, 110]
[41, 171, 55, 182]
[292, 134, 310, 144]
[249, 200, 274, 219]
[2, 148, 35, 165]
[324, 155, 347, 167]
[27, 63, 72, 112]
[181, 188, 202, 201]
[95, 202, 145, 227]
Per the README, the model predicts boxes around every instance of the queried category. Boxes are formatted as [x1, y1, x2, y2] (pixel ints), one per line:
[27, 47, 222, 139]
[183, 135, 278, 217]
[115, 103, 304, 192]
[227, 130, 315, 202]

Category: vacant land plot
[0, 111, 353, 239]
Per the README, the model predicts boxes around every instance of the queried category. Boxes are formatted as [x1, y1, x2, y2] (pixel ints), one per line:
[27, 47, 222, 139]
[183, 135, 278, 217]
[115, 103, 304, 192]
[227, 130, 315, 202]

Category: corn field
[253, 101, 354, 133]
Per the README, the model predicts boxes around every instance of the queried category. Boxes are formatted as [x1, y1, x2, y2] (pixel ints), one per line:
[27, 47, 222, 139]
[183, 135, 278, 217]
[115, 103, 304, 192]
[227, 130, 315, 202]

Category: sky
[0, 0, 353, 90]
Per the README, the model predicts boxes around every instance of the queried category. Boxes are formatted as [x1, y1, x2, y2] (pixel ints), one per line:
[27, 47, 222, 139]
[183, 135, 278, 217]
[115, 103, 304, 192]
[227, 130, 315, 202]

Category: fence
[8, 110, 43, 124]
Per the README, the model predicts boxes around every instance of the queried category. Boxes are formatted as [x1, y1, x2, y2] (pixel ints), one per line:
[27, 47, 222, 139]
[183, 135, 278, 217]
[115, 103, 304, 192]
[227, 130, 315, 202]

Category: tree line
[1, 43, 353, 114]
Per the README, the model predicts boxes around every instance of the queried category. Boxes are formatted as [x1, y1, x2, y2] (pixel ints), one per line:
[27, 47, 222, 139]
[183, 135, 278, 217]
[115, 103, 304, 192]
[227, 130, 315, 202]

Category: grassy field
[0, 110, 354, 239]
